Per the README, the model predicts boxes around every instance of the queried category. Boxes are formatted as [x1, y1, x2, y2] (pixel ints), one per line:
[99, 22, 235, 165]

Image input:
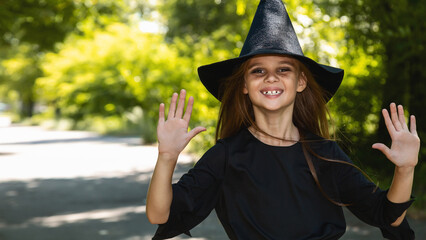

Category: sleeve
[152, 140, 227, 240]
[331, 142, 415, 240]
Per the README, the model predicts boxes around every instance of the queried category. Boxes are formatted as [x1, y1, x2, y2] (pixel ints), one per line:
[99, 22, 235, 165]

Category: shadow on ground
[0, 162, 229, 240]
[1, 164, 425, 240]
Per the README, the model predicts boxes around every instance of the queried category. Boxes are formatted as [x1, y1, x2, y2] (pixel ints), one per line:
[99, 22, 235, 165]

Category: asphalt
[0, 124, 424, 240]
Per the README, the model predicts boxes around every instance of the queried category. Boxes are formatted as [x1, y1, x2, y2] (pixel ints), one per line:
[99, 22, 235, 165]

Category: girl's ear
[297, 72, 308, 93]
[243, 82, 249, 94]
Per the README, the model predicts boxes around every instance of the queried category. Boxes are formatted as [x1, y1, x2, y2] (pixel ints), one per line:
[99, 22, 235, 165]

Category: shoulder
[189, 140, 228, 180]
[217, 128, 254, 150]
[303, 132, 350, 163]
[198, 139, 227, 164]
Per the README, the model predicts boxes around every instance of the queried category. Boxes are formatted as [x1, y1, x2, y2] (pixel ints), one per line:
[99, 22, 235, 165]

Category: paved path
[0, 125, 424, 240]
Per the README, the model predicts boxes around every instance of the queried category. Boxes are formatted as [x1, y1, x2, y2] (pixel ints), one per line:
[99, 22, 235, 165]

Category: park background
[0, 0, 425, 235]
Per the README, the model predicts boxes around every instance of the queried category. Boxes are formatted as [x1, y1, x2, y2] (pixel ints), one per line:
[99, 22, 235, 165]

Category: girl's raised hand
[157, 89, 206, 160]
[372, 103, 420, 169]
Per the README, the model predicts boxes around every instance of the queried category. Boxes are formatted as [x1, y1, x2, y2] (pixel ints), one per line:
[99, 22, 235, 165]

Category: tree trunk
[20, 98, 34, 118]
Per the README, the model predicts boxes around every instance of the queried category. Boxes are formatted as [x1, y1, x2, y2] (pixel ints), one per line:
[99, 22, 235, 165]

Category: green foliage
[316, 0, 426, 208]
[317, 0, 426, 175]
[159, 0, 257, 42]
[0, 0, 144, 50]
[0, 0, 145, 118]
[36, 20, 220, 143]
[0, 0, 79, 50]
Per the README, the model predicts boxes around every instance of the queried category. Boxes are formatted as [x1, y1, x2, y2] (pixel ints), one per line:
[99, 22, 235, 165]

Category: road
[0, 125, 424, 240]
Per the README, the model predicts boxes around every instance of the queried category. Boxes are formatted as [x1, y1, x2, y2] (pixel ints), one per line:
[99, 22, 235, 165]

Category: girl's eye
[251, 69, 264, 74]
[279, 68, 290, 73]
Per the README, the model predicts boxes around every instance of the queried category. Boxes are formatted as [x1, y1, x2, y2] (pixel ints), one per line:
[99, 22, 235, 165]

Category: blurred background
[0, 0, 425, 239]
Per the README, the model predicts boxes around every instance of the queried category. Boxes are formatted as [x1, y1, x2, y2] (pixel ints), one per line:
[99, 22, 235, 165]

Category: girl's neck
[249, 108, 299, 146]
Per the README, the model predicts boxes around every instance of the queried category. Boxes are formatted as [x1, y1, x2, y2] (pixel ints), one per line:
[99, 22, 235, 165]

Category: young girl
[146, 0, 420, 239]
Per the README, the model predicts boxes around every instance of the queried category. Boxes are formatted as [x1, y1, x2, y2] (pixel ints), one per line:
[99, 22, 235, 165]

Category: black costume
[153, 128, 414, 240]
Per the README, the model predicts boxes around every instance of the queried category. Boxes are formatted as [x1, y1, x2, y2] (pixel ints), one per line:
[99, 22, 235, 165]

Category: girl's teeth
[262, 90, 281, 95]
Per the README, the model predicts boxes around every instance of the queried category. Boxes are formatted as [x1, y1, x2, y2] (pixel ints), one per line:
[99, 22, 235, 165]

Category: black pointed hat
[197, 0, 344, 101]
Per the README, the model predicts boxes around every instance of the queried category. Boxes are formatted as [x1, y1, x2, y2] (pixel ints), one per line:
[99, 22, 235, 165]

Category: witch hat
[197, 0, 344, 101]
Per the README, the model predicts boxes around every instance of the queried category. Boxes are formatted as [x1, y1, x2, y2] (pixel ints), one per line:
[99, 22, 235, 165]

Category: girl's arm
[372, 103, 420, 227]
[146, 89, 206, 224]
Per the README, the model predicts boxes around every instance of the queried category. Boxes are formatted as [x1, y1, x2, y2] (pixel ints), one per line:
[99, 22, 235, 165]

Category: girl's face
[243, 55, 307, 114]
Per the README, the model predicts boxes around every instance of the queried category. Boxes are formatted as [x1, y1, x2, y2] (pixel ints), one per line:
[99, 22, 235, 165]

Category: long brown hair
[216, 55, 375, 206]
[216, 59, 253, 140]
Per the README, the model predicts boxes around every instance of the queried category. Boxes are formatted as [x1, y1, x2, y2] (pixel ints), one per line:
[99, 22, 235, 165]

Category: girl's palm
[372, 103, 420, 168]
[157, 90, 206, 159]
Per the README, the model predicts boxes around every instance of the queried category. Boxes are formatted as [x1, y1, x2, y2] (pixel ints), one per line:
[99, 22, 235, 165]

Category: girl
[147, 0, 420, 239]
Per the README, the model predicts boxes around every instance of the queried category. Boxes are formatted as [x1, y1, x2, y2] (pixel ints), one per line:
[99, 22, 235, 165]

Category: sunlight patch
[29, 205, 146, 228]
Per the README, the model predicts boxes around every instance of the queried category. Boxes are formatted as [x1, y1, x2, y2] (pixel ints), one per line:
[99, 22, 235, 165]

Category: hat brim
[198, 50, 344, 102]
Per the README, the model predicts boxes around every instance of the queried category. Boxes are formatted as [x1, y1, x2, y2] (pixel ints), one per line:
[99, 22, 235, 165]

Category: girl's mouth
[261, 90, 282, 96]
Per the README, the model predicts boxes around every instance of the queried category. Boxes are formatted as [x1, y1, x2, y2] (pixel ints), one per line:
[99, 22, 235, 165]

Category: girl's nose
[264, 74, 279, 83]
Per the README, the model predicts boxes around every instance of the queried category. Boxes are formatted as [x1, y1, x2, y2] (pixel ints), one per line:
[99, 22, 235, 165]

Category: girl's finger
[372, 143, 392, 160]
[390, 103, 402, 131]
[397, 105, 408, 130]
[183, 96, 194, 122]
[187, 126, 207, 141]
[158, 103, 165, 124]
[175, 89, 186, 119]
[382, 108, 395, 137]
[410, 115, 418, 136]
[168, 92, 178, 119]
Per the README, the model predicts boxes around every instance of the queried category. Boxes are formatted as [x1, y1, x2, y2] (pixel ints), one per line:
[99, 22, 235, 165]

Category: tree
[0, 0, 144, 118]
[318, 0, 426, 173]
[37, 22, 212, 142]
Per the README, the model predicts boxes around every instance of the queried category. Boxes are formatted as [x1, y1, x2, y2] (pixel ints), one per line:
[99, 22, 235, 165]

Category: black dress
[152, 128, 414, 240]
